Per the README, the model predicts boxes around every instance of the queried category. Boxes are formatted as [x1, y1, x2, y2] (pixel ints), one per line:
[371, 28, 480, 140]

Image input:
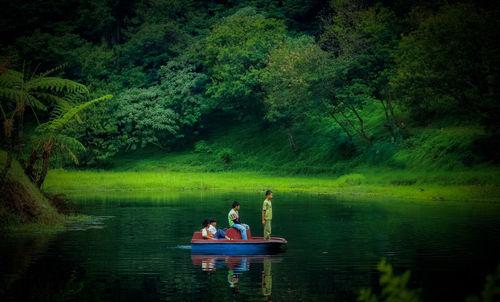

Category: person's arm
[262, 210, 266, 225]
[231, 213, 241, 224]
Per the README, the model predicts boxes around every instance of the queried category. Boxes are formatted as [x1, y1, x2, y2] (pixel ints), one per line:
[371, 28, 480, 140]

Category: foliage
[158, 60, 209, 130]
[0, 0, 498, 180]
[118, 21, 189, 86]
[358, 258, 421, 302]
[391, 3, 500, 128]
[204, 7, 286, 116]
[260, 35, 329, 128]
[29, 95, 112, 187]
[466, 264, 500, 302]
[116, 87, 179, 150]
[217, 148, 233, 165]
[194, 140, 212, 154]
[319, 3, 401, 144]
[0, 66, 89, 188]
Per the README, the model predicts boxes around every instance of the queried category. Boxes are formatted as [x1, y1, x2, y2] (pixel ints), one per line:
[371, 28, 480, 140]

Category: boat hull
[190, 232, 287, 255]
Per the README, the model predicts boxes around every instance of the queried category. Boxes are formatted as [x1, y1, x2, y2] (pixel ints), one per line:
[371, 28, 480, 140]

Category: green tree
[158, 59, 209, 131]
[116, 87, 180, 150]
[118, 21, 189, 86]
[319, 3, 402, 143]
[0, 67, 88, 177]
[260, 35, 330, 151]
[390, 3, 500, 128]
[29, 95, 112, 188]
[0, 96, 15, 189]
[204, 7, 286, 117]
[61, 98, 124, 167]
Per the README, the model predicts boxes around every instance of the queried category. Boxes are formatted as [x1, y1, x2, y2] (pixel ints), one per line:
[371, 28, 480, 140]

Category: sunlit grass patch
[44, 168, 500, 203]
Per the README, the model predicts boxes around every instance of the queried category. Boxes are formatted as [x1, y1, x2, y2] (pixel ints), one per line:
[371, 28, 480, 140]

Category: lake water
[1, 191, 500, 301]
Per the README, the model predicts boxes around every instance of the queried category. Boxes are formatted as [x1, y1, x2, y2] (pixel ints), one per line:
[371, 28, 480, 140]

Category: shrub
[194, 140, 212, 153]
[217, 148, 234, 165]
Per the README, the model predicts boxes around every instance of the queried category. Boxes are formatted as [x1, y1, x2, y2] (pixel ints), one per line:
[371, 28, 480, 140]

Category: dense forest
[1, 2, 500, 301]
[1, 0, 499, 175]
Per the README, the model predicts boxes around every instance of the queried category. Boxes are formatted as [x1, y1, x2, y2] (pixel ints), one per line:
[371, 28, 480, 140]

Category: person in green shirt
[262, 190, 273, 240]
[228, 201, 250, 240]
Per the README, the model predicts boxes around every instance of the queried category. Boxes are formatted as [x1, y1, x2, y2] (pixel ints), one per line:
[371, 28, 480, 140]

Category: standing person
[262, 190, 273, 240]
[209, 218, 231, 240]
[228, 201, 250, 240]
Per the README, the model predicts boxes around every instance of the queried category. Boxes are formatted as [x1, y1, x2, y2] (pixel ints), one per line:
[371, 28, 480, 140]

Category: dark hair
[209, 218, 216, 224]
[232, 201, 240, 208]
[265, 190, 273, 196]
[202, 219, 209, 228]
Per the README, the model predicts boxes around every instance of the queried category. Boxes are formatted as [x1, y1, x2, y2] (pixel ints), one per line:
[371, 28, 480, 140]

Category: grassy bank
[0, 151, 86, 234]
[37, 120, 500, 203]
[43, 167, 500, 202]
[0, 152, 63, 227]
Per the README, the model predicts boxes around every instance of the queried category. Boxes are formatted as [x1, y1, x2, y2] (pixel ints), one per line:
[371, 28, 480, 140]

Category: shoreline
[43, 169, 500, 203]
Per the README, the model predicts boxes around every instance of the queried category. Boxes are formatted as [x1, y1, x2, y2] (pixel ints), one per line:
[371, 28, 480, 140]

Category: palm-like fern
[30, 95, 112, 188]
[0, 67, 89, 167]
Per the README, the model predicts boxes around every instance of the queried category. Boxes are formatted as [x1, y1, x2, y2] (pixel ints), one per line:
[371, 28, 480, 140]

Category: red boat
[190, 228, 287, 255]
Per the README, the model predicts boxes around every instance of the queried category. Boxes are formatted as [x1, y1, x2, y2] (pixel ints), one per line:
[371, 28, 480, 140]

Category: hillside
[40, 118, 500, 203]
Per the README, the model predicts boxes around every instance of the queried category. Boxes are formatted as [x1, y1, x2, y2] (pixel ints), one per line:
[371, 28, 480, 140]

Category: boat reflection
[191, 254, 282, 297]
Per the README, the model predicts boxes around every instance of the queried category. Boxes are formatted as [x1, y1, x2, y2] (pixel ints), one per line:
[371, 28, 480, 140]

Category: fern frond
[32, 92, 71, 107]
[0, 87, 47, 110]
[26, 77, 89, 94]
[37, 94, 112, 133]
[56, 134, 86, 164]
[64, 92, 88, 104]
[53, 94, 111, 130]
[38, 63, 68, 78]
[62, 144, 80, 164]
[49, 103, 71, 119]
[0, 69, 23, 88]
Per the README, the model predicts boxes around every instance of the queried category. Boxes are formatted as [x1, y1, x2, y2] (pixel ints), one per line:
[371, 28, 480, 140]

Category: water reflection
[191, 254, 281, 297]
[262, 257, 272, 300]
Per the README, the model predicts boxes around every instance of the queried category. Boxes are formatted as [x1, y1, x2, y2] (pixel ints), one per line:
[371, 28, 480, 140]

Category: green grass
[43, 167, 500, 202]
[43, 116, 500, 203]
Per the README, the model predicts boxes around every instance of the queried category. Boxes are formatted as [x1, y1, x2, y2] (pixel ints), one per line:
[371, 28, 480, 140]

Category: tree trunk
[16, 102, 26, 167]
[36, 143, 53, 189]
[380, 98, 395, 139]
[24, 146, 39, 183]
[329, 111, 352, 139]
[339, 110, 357, 132]
[350, 106, 371, 145]
[0, 118, 15, 189]
[285, 127, 298, 152]
[381, 89, 401, 142]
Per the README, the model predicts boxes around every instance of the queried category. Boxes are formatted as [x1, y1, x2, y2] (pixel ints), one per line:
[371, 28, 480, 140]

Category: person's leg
[264, 220, 271, 240]
[243, 224, 250, 229]
[232, 224, 248, 240]
[215, 229, 226, 239]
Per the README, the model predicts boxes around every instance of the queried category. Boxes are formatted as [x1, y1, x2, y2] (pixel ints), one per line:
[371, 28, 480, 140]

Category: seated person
[228, 201, 250, 240]
[209, 218, 231, 240]
[201, 219, 215, 240]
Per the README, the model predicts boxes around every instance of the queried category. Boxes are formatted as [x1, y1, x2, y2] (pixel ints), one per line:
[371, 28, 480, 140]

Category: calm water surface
[1, 191, 500, 301]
